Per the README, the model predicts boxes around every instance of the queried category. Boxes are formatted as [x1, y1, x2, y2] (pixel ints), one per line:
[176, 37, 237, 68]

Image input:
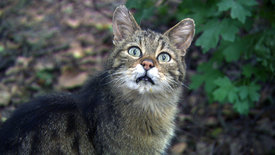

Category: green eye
[157, 52, 171, 62]
[128, 46, 142, 57]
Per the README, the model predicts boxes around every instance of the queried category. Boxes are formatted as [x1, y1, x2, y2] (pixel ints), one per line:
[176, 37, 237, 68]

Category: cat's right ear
[112, 5, 141, 45]
[164, 18, 195, 56]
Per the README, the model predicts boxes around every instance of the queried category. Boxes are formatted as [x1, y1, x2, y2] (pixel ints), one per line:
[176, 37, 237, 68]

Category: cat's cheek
[147, 67, 160, 83]
[119, 71, 138, 90]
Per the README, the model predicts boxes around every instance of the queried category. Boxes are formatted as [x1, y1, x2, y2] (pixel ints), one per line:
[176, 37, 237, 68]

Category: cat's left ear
[164, 18, 195, 56]
[112, 5, 141, 45]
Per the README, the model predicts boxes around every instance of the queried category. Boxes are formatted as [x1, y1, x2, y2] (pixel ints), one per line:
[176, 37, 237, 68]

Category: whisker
[182, 82, 190, 89]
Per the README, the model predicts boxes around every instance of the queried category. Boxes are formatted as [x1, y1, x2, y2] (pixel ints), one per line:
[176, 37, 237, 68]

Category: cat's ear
[112, 5, 141, 45]
[164, 18, 195, 56]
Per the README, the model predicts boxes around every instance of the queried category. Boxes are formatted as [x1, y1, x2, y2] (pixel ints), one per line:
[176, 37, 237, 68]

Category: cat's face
[109, 30, 185, 94]
[107, 5, 195, 95]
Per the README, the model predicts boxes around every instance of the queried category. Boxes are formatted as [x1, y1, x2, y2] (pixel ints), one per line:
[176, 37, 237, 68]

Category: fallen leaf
[0, 85, 11, 106]
[171, 142, 187, 154]
[34, 59, 55, 71]
[65, 18, 80, 28]
[58, 71, 88, 89]
[205, 116, 218, 126]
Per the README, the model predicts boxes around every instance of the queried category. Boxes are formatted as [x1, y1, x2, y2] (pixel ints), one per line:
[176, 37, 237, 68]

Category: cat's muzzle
[136, 75, 155, 85]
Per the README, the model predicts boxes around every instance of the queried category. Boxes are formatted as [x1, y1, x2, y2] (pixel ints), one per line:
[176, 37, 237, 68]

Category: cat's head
[107, 5, 195, 95]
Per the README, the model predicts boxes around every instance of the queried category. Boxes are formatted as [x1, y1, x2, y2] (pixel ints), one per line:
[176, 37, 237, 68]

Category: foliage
[180, 0, 274, 115]
[126, 0, 157, 24]
[126, 0, 275, 115]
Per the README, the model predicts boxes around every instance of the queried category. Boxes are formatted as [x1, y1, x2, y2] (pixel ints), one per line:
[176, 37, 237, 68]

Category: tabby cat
[0, 5, 195, 155]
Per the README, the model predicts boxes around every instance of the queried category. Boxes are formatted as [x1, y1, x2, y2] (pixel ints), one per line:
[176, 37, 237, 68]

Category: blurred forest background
[0, 0, 274, 154]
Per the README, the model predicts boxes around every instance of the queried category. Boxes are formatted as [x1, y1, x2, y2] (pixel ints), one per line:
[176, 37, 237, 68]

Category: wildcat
[0, 5, 195, 155]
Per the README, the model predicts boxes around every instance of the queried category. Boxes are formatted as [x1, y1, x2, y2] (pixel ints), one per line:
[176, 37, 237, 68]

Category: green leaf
[239, 86, 248, 100]
[239, 0, 258, 7]
[220, 19, 239, 42]
[190, 62, 223, 93]
[126, 0, 142, 9]
[236, 84, 260, 107]
[204, 71, 222, 93]
[222, 44, 242, 62]
[233, 100, 250, 115]
[217, 0, 254, 23]
[196, 19, 239, 52]
[213, 77, 235, 102]
[217, 0, 234, 12]
[242, 65, 254, 78]
[126, 0, 156, 24]
[195, 20, 222, 52]
[228, 89, 238, 102]
[141, 7, 155, 20]
[177, 2, 219, 32]
[214, 76, 232, 87]
[189, 74, 204, 89]
[213, 87, 228, 102]
[199, 62, 222, 92]
[230, 2, 251, 23]
[221, 38, 249, 62]
[247, 84, 260, 102]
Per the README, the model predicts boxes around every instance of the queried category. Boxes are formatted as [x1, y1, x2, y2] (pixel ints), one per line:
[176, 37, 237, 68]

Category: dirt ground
[0, 0, 274, 154]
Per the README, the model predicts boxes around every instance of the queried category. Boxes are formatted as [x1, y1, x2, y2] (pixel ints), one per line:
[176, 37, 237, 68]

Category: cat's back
[0, 93, 95, 155]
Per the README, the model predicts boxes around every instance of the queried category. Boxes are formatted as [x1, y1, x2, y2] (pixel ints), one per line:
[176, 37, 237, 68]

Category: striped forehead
[135, 31, 168, 55]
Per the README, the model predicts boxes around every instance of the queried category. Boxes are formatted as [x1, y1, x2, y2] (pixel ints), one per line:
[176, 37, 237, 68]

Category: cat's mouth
[136, 75, 155, 85]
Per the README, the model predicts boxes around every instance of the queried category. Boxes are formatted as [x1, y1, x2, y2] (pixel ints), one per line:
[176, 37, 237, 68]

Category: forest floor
[0, 0, 274, 154]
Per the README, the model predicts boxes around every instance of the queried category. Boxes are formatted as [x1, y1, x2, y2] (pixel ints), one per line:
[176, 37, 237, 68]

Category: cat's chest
[116, 93, 178, 135]
[120, 115, 175, 154]
[119, 98, 177, 150]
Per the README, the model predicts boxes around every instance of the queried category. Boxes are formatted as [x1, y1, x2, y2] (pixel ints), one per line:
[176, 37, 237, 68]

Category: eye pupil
[162, 55, 166, 60]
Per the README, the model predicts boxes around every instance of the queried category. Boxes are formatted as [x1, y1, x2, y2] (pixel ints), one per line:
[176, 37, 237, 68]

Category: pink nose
[141, 59, 154, 70]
